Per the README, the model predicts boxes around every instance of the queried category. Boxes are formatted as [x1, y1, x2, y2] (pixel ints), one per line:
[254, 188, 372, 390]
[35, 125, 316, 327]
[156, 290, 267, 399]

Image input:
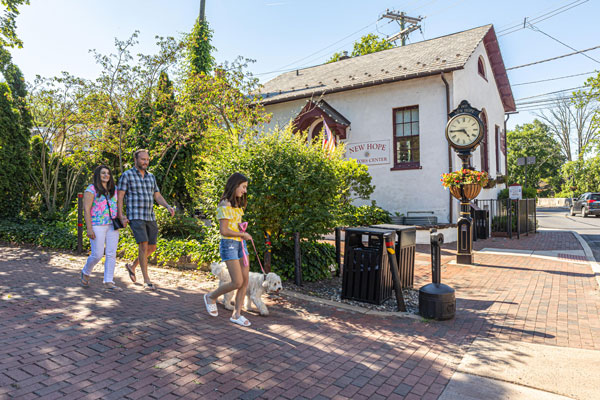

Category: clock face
[446, 113, 482, 149]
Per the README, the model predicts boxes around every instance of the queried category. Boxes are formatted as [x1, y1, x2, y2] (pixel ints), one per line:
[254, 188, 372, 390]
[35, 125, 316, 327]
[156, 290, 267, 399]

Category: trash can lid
[344, 226, 396, 235]
[370, 224, 417, 231]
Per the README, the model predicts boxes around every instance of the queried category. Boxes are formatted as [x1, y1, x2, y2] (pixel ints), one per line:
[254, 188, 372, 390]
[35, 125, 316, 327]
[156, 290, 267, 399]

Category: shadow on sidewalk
[0, 244, 553, 399]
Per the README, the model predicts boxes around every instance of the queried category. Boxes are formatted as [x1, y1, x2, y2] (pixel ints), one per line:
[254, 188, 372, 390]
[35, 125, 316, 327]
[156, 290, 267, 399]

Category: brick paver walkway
[1, 231, 599, 399]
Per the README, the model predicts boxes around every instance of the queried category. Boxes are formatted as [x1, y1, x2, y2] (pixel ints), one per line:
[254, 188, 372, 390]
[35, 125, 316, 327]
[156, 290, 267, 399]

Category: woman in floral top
[204, 173, 253, 327]
[80, 165, 122, 291]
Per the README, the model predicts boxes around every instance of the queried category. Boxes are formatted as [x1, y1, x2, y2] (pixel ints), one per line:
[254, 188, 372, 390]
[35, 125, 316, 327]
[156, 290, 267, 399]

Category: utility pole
[381, 10, 422, 46]
[199, 0, 206, 21]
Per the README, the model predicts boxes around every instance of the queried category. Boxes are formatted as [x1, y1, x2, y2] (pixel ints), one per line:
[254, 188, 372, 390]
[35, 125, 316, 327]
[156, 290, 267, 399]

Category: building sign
[346, 140, 391, 165]
[509, 184, 522, 200]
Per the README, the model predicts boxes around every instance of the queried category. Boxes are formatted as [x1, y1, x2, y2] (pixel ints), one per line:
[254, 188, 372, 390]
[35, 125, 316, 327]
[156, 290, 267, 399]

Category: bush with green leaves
[197, 126, 374, 240]
[0, 82, 31, 219]
[0, 218, 77, 250]
[196, 125, 374, 278]
[337, 201, 392, 227]
[257, 239, 335, 282]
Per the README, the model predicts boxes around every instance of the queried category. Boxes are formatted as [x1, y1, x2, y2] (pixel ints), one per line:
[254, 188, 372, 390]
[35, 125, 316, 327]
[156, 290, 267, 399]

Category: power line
[515, 86, 586, 102]
[259, 18, 381, 75]
[496, 0, 584, 32]
[526, 24, 600, 64]
[506, 45, 600, 70]
[512, 71, 597, 86]
[497, 0, 589, 37]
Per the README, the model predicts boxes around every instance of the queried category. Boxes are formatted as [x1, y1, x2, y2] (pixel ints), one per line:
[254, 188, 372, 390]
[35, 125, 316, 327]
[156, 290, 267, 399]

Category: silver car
[570, 192, 600, 217]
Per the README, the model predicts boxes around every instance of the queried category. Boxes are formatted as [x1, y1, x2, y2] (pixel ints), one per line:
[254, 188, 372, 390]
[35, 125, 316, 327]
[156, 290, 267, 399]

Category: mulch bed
[282, 275, 420, 314]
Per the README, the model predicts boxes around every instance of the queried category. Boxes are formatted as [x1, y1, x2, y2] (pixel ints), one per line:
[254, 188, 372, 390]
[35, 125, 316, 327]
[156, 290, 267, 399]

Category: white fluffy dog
[210, 262, 283, 316]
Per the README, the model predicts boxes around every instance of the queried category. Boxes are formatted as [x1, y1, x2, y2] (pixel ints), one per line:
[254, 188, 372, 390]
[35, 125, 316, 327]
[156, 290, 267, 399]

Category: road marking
[571, 231, 600, 288]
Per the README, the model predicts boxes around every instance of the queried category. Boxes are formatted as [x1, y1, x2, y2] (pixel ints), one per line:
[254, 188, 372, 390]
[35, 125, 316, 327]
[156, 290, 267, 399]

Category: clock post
[456, 150, 474, 264]
[445, 100, 485, 265]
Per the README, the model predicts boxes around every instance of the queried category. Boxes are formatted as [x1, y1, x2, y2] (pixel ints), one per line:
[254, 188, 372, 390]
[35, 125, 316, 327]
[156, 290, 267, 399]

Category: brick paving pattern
[1, 230, 599, 399]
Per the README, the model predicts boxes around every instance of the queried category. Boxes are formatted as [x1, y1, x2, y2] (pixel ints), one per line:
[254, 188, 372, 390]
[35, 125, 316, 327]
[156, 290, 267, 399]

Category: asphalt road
[537, 207, 600, 262]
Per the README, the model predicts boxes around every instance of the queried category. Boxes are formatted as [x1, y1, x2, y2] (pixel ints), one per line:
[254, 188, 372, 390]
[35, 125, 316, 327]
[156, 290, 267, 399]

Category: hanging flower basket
[441, 169, 488, 200]
[449, 184, 482, 200]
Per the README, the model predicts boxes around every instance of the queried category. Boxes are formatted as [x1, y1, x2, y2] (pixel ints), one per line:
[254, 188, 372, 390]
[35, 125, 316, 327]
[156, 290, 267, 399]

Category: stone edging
[280, 290, 422, 320]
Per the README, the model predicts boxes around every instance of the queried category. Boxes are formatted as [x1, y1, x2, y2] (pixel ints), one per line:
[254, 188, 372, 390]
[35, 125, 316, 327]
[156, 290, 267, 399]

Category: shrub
[196, 125, 374, 275]
[0, 218, 78, 250]
[266, 239, 335, 282]
[337, 201, 392, 226]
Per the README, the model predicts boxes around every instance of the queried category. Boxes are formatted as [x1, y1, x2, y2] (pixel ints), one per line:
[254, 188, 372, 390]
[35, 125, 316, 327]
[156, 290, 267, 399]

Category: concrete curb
[571, 231, 600, 289]
[280, 290, 422, 320]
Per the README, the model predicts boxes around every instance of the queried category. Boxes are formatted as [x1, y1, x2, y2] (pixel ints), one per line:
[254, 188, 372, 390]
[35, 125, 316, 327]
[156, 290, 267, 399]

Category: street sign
[517, 156, 536, 165]
[509, 185, 522, 200]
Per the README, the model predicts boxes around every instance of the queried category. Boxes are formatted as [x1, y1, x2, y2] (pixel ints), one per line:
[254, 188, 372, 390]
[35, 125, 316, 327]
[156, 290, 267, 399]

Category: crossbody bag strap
[104, 191, 116, 219]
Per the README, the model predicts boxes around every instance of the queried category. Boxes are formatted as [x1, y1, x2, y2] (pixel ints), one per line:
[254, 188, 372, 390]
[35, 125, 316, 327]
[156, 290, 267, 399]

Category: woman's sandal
[125, 263, 136, 283]
[230, 315, 251, 327]
[204, 293, 218, 317]
[144, 282, 157, 290]
[80, 271, 90, 287]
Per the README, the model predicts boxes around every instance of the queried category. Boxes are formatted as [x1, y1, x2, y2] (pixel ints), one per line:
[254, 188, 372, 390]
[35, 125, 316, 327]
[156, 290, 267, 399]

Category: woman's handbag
[104, 193, 124, 230]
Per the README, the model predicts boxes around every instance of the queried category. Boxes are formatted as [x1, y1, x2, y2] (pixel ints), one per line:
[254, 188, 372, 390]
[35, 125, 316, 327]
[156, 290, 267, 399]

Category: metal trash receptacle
[342, 227, 396, 304]
[370, 224, 416, 288]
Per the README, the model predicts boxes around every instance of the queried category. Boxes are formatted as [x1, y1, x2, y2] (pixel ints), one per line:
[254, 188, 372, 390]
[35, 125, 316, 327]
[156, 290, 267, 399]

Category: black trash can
[370, 224, 417, 288]
[342, 227, 396, 304]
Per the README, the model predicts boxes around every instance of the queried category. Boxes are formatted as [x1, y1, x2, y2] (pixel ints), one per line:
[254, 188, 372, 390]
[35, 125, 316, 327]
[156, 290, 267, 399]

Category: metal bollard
[335, 227, 342, 277]
[294, 232, 302, 286]
[430, 228, 443, 284]
[418, 228, 456, 320]
[264, 231, 272, 273]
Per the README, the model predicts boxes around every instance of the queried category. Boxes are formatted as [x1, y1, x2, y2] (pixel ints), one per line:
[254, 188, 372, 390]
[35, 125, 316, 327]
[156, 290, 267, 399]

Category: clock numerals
[447, 114, 481, 148]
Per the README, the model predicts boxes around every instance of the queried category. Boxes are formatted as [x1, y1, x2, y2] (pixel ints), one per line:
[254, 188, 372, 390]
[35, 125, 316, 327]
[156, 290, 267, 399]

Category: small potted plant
[441, 168, 489, 200]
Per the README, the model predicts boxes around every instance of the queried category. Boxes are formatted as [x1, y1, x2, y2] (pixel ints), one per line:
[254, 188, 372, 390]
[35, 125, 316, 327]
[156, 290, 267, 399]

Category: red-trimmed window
[392, 106, 420, 169]
[478, 56, 486, 80]
[495, 125, 500, 173]
[480, 110, 489, 173]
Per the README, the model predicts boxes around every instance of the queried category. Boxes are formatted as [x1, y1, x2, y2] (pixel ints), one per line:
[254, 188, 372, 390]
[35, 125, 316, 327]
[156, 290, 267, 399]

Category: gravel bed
[283, 275, 420, 315]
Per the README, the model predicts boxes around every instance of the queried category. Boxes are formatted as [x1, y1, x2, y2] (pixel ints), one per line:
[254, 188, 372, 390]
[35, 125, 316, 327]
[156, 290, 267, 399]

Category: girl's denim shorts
[219, 239, 248, 262]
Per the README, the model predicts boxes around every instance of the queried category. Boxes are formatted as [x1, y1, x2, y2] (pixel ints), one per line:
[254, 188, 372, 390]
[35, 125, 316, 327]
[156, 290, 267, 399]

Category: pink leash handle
[238, 222, 267, 275]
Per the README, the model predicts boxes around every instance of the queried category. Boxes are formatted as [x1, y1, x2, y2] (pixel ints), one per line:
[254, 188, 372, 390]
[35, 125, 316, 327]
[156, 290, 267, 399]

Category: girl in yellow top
[204, 173, 253, 326]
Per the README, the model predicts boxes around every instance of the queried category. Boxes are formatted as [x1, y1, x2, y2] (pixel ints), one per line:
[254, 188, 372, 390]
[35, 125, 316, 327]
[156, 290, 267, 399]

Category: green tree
[0, 82, 30, 217]
[327, 33, 393, 63]
[27, 74, 92, 215]
[507, 120, 565, 193]
[185, 17, 215, 75]
[0, 0, 29, 49]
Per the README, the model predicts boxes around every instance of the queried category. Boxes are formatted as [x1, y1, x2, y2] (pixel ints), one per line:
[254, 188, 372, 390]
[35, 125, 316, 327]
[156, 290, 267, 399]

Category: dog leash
[239, 222, 267, 275]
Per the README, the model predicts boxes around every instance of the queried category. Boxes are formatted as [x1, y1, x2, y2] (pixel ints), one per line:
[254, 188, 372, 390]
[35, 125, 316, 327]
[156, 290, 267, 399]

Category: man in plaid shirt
[117, 149, 174, 290]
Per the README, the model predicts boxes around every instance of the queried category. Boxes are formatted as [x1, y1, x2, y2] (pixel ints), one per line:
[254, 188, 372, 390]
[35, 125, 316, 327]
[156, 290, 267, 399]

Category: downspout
[504, 112, 518, 184]
[441, 72, 452, 223]
[504, 113, 510, 183]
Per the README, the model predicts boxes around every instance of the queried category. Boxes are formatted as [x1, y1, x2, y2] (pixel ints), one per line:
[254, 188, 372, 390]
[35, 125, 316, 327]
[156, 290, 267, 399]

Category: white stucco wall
[453, 41, 507, 196]
[262, 52, 508, 224]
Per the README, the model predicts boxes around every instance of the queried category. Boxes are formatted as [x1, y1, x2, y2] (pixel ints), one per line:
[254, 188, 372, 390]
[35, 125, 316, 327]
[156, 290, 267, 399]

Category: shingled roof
[259, 24, 515, 112]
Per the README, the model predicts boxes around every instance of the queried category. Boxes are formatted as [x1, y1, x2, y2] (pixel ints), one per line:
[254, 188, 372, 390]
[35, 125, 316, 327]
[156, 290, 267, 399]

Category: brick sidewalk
[1, 231, 599, 399]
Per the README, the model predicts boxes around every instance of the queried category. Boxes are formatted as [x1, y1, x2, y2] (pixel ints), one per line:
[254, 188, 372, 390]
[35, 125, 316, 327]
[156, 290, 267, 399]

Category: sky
[9, 0, 600, 130]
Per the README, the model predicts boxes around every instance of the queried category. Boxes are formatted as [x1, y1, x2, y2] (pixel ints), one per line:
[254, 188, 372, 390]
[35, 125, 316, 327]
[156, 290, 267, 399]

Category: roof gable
[259, 24, 515, 112]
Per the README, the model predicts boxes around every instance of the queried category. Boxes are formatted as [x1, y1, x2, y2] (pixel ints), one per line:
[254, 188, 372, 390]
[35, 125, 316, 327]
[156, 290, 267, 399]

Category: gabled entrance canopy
[292, 100, 350, 139]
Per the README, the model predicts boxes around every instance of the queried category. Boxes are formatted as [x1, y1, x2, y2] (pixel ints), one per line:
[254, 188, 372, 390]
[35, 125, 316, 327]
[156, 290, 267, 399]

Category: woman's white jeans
[82, 224, 120, 283]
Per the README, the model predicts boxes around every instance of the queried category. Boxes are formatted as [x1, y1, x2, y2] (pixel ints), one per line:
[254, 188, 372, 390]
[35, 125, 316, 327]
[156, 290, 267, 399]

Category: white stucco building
[258, 25, 515, 224]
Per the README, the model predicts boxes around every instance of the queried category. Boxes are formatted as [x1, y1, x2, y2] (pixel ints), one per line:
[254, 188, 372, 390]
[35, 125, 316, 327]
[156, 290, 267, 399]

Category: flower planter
[449, 183, 482, 200]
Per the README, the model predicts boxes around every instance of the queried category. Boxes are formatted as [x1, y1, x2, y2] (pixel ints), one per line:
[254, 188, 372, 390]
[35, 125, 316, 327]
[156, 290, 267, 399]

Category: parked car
[570, 193, 600, 217]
